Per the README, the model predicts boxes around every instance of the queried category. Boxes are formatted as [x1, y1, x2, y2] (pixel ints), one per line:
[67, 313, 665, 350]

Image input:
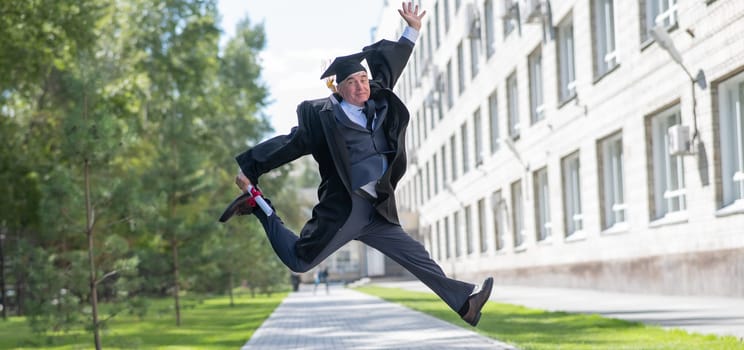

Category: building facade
[374, 0, 744, 297]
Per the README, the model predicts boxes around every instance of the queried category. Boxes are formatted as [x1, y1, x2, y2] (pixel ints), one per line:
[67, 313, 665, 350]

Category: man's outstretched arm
[365, 2, 427, 89]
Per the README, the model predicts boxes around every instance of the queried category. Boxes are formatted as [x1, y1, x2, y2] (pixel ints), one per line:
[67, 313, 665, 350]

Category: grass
[0, 290, 286, 350]
[357, 285, 744, 350]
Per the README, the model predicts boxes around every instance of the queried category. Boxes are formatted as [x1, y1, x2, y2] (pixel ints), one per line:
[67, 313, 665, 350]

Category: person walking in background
[313, 266, 329, 295]
[220, 2, 493, 327]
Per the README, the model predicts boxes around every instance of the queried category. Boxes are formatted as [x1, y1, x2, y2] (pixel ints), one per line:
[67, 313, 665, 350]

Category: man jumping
[220, 2, 492, 327]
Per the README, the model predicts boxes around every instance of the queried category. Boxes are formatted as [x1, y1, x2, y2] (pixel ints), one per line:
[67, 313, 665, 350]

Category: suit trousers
[254, 192, 475, 313]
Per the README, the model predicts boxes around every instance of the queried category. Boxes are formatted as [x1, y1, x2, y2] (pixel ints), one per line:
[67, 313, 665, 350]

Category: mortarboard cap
[320, 51, 370, 83]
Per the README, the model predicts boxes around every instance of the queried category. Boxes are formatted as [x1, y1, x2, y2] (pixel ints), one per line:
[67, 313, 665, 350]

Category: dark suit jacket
[236, 38, 414, 262]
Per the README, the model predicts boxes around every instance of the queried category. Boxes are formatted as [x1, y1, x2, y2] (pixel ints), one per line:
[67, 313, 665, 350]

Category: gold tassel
[325, 77, 337, 93]
[321, 59, 337, 93]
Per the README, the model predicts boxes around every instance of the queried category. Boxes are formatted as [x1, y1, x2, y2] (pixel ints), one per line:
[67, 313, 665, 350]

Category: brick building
[374, 0, 744, 296]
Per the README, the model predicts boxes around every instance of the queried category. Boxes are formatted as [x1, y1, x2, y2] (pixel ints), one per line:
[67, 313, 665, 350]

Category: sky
[217, 0, 385, 137]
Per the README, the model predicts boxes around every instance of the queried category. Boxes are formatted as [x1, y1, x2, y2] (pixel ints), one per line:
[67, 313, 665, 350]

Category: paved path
[242, 284, 515, 350]
[378, 280, 744, 340]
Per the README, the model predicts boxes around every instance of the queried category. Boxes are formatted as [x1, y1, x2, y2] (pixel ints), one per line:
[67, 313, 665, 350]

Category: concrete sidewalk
[378, 280, 744, 340]
[242, 284, 515, 350]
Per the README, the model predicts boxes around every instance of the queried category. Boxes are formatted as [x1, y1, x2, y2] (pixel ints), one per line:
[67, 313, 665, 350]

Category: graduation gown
[236, 38, 414, 263]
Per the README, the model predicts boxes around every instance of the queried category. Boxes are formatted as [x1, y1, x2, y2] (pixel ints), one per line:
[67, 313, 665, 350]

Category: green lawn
[0, 290, 286, 350]
[357, 286, 744, 350]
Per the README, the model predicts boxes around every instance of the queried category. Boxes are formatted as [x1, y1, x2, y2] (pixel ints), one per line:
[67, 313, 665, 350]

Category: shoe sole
[470, 277, 493, 327]
[218, 191, 253, 222]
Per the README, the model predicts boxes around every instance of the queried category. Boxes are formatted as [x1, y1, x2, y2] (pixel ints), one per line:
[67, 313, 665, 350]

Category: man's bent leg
[358, 220, 474, 312]
[254, 213, 310, 272]
[254, 194, 376, 273]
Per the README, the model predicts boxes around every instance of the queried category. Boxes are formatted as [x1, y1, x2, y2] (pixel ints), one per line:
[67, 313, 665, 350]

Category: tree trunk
[172, 239, 181, 326]
[15, 275, 22, 316]
[85, 156, 102, 350]
[0, 231, 6, 320]
[228, 271, 234, 307]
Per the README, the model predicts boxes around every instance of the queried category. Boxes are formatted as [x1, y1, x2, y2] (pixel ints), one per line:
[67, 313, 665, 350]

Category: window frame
[534, 167, 552, 242]
[649, 105, 686, 220]
[557, 13, 577, 104]
[562, 151, 584, 237]
[592, 0, 618, 79]
[529, 46, 545, 124]
[717, 71, 744, 209]
[507, 71, 520, 139]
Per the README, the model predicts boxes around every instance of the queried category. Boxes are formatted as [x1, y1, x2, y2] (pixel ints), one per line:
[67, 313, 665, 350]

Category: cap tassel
[321, 59, 337, 92]
[325, 77, 337, 93]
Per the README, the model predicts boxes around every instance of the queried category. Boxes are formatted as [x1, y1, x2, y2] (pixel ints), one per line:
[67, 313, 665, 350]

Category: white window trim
[601, 221, 630, 235]
[563, 153, 583, 236]
[718, 73, 744, 208]
[535, 168, 551, 241]
[648, 210, 688, 227]
[602, 133, 627, 228]
[558, 16, 576, 102]
[651, 107, 687, 219]
[564, 230, 587, 242]
[654, 2, 678, 27]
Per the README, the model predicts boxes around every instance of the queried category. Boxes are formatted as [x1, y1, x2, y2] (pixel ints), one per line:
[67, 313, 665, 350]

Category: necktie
[363, 100, 376, 132]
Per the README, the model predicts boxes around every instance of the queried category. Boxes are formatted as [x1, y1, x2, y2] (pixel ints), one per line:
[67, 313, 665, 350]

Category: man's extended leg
[357, 217, 475, 313]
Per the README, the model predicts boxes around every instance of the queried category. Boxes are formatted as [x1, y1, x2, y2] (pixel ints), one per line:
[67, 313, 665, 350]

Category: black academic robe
[236, 38, 414, 263]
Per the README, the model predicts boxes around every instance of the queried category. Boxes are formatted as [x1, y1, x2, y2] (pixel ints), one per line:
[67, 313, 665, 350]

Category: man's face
[337, 71, 370, 107]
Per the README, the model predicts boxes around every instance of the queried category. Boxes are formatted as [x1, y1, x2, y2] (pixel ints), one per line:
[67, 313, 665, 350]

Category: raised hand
[398, 1, 426, 31]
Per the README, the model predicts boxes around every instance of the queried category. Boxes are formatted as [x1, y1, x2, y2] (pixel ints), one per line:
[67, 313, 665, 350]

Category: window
[433, 153, 439, 195]
[425, 160, 432, 200]
[435, 2, 441, 47]
[429, 93, 437, 129]
[492, 190, 505, 250]
[416, 112, 423, 147]
[444, 216, 452, 258]
[437, 220, 444, 260]
[461, 121, 470, 174]
[557, 14, 576, 103]
[484, 0, 496, 58]
[417, 170, 425, 206]
[465, 205, 474, 254]
[507, 71, 520, 139]
[489, 90, 500, 153]
[432, 224, 439, 260]
[642, 0, 678, 42]
[422, 107, 428, 141]
[534, 167, 551, 241]
[455, 209, 463, 257]
[593, 0, 617, 78]
[478, 198, 488, 253]
[450, 135, 458, 180]
[599, 132, 626, 229]
[650, 105, 686, 219]
[474, 108, 484, 166]
[562, 152, 583, 236]
[511, 180, 525, 247]
[441, 145, 448, 184]
[410, 183, 415, 209]
[458, 41, 466, 95]
[503, 0, 516, 37]
[470, 35, 480, 78]
[528, 46, 545, 123]
[446, 59, 454, 108]
[427, 21, 434, 57]
[444, 0, 451, 33]
[718, 71, 744, 208]
[437, 76, 445, 120]
[419, 33, 426, 71]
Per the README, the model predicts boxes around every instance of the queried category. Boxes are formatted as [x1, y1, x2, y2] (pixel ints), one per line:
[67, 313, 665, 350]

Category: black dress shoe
[218, 191, 256, 223]
[461, 277, 493, 327]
